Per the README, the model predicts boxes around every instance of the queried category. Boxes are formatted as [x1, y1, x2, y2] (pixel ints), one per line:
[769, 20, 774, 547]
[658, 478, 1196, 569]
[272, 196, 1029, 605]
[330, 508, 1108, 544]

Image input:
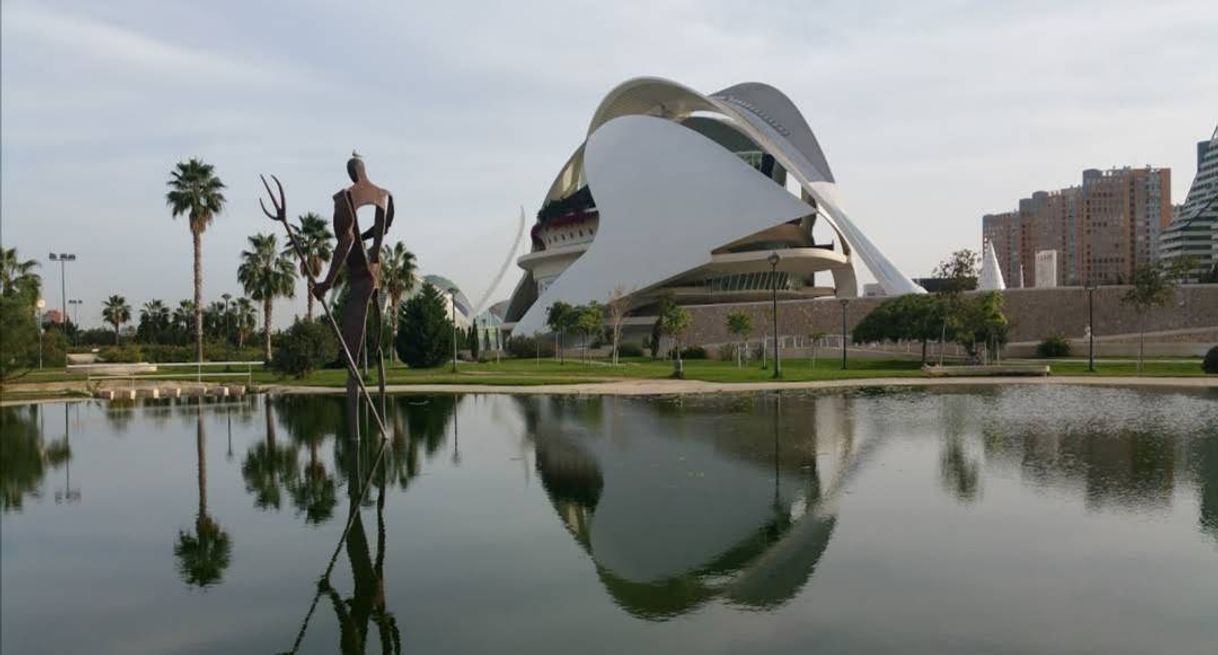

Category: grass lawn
[3, 356, 1210, 396]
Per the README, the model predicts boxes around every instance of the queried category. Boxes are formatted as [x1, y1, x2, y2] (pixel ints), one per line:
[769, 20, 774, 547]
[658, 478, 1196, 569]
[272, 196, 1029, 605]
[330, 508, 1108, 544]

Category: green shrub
[617, 342, 644, 358]
[506, 335, 556, 359]
[1035, 335, 1072, 358]
[270, 319, 337, 378]
[679, 346, 708, 360]
[99, 345, 144, 363]
[395, 282, 454, 368]
[1203, 346, 1218, 374]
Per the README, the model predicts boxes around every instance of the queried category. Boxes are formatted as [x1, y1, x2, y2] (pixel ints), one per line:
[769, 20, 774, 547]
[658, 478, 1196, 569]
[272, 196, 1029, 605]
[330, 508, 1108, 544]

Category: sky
[3, 0, 1216, 329]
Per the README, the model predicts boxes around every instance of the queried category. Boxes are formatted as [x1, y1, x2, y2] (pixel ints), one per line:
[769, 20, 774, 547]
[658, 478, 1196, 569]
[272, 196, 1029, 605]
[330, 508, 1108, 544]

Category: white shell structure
[505, 77, 923, 336]
[979, 240, 1007, 291]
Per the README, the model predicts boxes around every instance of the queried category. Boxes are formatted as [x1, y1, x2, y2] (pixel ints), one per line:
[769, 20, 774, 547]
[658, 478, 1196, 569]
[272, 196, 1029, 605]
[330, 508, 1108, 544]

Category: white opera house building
[503, 77, 922, 337]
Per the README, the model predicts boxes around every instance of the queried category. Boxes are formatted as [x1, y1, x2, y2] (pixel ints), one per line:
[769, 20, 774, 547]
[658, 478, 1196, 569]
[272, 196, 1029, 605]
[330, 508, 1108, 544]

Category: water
[2, 385, 1217, 654]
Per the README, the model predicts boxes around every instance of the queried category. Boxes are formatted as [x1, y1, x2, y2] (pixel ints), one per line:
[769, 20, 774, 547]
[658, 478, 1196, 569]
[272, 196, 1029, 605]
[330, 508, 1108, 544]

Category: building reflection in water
[520, 392, 870, 620]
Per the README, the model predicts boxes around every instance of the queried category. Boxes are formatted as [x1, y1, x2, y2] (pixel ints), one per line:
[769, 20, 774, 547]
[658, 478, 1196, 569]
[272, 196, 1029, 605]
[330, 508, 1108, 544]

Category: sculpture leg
[342, 275, 374, 440]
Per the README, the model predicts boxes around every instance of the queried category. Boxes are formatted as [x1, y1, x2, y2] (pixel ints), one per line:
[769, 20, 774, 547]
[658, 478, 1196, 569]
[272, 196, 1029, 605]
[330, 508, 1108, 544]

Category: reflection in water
[1, 405, 70, 511]
[174, 401, 232, 588]
[4, 387, 1218, 654]
[525, 393, 858, 620]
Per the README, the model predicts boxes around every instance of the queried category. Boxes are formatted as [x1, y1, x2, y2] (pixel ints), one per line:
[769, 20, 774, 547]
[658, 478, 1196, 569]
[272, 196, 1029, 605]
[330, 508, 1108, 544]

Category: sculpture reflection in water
[521, 393, 877, 620]
[174, 399, 232, 588]
[276, 394, 460, 654]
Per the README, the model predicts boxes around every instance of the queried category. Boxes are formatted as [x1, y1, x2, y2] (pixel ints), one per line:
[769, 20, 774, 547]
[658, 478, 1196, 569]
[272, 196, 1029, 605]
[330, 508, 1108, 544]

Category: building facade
[504, 77, 922, 336]
[982, 166, 1171, 287]
[1158, 126, 1218, 281]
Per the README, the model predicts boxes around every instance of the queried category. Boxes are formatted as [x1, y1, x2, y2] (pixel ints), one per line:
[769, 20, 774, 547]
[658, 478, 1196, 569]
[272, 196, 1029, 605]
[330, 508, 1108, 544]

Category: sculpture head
[347, 151, 366, 183]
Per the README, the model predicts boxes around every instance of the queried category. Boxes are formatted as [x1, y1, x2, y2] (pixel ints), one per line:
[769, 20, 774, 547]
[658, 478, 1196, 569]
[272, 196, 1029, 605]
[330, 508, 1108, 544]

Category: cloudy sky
[3, 0, 1216, 328]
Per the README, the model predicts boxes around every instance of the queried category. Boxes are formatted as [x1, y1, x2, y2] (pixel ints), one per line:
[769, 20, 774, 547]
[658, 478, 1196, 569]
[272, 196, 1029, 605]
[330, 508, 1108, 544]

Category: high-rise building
[982, 166, 1171, 287]
[1158, 126, 1218, 281]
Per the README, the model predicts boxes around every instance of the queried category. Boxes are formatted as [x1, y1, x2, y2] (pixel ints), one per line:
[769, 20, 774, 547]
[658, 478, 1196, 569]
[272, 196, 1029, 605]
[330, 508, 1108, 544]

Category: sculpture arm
[359, 194, 393, 262]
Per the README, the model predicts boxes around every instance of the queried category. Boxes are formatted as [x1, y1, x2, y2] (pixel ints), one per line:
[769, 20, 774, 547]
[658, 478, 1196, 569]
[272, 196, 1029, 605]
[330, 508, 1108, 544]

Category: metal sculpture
[259, 153, 394, 437]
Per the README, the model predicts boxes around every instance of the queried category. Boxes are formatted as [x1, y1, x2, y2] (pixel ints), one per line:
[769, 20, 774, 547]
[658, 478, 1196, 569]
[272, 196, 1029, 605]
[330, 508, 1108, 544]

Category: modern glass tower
[1159, 126, 1218, 281]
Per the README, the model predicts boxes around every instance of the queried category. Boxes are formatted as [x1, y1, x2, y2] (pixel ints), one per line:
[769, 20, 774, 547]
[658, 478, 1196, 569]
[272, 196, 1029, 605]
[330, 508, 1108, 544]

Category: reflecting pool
[2, 385, 1217, 654]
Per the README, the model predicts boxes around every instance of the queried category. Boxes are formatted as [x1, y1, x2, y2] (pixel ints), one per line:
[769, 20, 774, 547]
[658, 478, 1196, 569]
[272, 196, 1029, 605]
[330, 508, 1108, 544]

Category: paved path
[266, 375, 1218, 397]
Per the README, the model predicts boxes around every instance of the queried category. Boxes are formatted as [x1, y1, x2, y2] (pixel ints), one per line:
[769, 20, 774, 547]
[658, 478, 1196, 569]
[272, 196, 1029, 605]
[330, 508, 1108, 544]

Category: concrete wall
[675, 284, 1218, 348]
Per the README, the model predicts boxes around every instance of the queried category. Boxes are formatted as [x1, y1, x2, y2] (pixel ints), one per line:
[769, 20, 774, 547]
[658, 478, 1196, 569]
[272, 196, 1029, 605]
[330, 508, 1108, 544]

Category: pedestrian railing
[80, 360, 264, 387]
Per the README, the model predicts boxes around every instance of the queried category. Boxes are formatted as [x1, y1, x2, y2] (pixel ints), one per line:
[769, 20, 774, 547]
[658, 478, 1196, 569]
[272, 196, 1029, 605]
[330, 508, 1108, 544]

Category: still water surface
[2, 386, 1217, 654]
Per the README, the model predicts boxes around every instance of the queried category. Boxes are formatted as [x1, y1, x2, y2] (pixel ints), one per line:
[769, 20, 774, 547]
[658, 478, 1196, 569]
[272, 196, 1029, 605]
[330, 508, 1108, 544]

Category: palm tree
[288, 213, 333, 320]
[101, 295, 131, 345]
[380, 241, 417, 335]
[138, 299, 170, 344]
[237, 233, 297, 361]
[172, 299, 196, 343]
[232, 297, 257, 350]
[203, 301, 227, 340]
[241, 396, 298, 510]
[174, 406, 232, 587]
[0, 248, 41, 303]
[166, 159, 227, 367]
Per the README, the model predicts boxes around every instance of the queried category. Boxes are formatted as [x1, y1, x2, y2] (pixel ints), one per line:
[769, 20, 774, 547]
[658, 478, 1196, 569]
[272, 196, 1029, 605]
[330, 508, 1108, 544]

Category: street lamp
[48, 253, 76, 331]
[839, 298, 849, 370]
[449, 288, 458, 373]
[1086, 283, 1097, 372]
[35, 298, 46, 369]
[68, 299, 83, 344]
[767, 252, 781, 379]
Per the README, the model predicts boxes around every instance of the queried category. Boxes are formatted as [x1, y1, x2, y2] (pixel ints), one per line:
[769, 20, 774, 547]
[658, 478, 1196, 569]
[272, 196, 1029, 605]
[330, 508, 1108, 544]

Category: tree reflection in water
[174, 401, 232, 588]
[1, 404, 70, 511]
[241, 395, 299, 511]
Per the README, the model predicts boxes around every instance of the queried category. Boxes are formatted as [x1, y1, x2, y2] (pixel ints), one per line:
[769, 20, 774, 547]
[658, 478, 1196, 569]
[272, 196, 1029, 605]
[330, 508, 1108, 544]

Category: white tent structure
[979, 240, 1007, 291]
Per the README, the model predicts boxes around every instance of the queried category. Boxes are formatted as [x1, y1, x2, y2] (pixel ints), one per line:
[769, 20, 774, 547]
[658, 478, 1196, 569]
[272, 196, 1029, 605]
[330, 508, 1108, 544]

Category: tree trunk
[921, 338, 927, 364]
[196, 410, 207, 519]
[263, 298, 273, 362]
[306, 279, 315, 321]
[113, 322, 120, 345]
[193, 228, 204, 366]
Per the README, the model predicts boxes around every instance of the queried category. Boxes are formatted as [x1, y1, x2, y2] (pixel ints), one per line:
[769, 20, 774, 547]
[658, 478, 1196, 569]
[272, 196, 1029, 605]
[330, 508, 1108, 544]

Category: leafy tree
[0, 296, 38, 380]
[948, 292, 1009, 360]
[649, 292, 676, 360]
[395, 282, 453, 368]
[0, 248, 41, 305]
[467, 324, 480, 360]
[932, 249, 980, 363]
[546, 301, 577, 364]
[1122, 260, 1188, 373]
[271, 319, 338, 378]
[380, 241, 417, 338]
[166, 158, 227, 366]
[102, 295, 131, 345]
[288, 213, 333, 320]
[725, 310, 753, 368]
[575, 302, 604, 362]
[1203, 346, 1218, 375]
[659, 302, 692, 378]
[852, 293, 942, 363]
[238, 233, 297, 361]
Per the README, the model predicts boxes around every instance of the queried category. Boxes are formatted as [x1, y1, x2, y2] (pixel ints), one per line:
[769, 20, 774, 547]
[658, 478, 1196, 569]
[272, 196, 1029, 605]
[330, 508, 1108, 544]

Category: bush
[1204, 346, 1218, 374]
[99, 345, 144, 363]
[617, 342, 644, 358]
[1036, 335, 1072, 358]
[270, 319, 337, 378]
[679, 346, 708, 360]
[395, 282, 454, 368]
[506, 335, 556, 359]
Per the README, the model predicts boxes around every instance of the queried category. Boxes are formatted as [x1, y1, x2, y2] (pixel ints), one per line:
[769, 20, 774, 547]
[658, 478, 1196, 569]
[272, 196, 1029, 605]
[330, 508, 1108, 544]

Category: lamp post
[68, 299, 83, 344]
[449, 288, 458, 373]
[36, 298, 46, 369]
[767, 252, 781, 378]
[839, 298, 849, 370]
[48, 253, 76, 331]
[1086, 284, 1097, 372]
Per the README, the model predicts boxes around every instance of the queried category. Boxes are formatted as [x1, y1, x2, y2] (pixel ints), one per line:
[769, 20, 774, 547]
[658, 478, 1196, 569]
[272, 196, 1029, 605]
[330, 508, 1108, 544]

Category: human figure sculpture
[313, 153, 395, 416]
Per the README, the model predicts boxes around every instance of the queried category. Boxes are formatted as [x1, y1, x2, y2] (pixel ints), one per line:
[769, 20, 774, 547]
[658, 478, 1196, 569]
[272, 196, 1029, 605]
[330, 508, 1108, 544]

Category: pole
[840, 299, 848, 370]
[771, 273, 780, 379]
[1087, 286, 1095, 372]
[450, 289, 458, 373]
[60, 258, 67, 334]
